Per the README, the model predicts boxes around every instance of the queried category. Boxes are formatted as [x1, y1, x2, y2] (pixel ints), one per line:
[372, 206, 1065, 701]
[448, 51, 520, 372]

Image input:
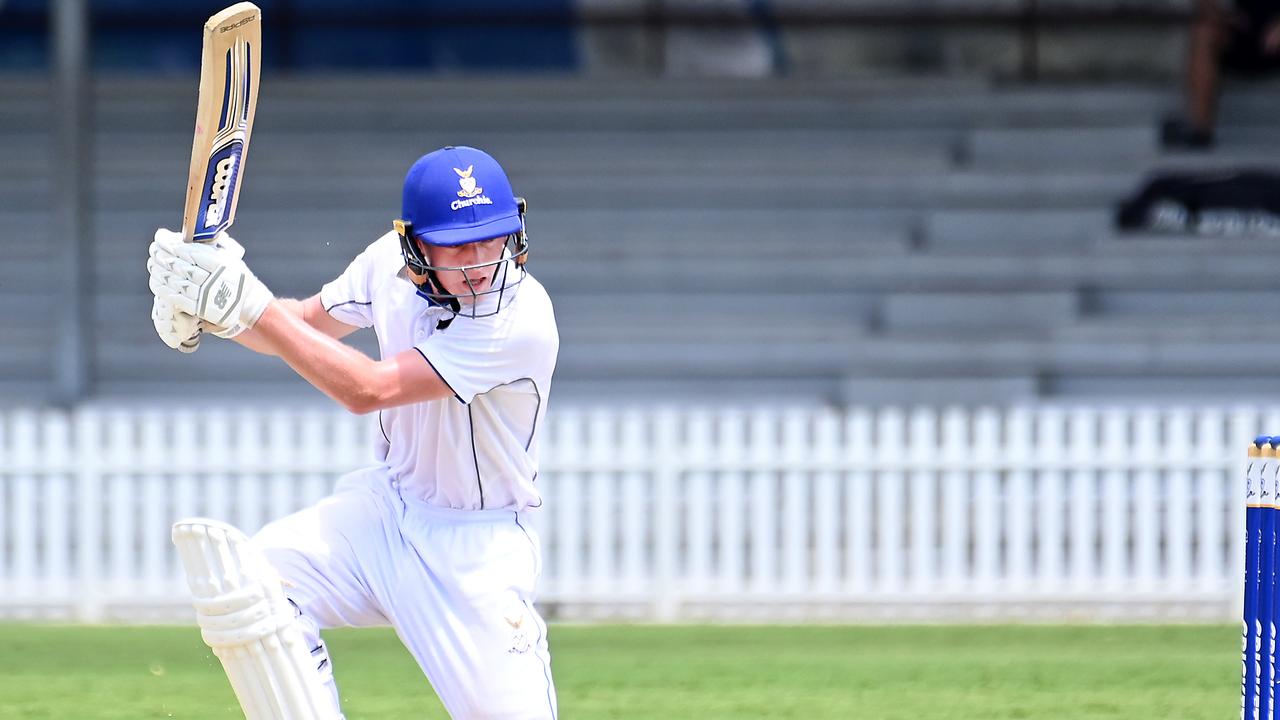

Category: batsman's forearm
[233, 325, 280, 356]
[252, 301, 383, 414]
[232, 298, 305, 356]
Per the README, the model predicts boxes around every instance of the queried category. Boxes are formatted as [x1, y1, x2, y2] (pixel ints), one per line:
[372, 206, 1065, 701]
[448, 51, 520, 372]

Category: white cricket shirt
[318, 231, 558, 511]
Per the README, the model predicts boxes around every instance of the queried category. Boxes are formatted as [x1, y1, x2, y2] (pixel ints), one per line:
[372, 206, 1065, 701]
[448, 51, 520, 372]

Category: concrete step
[882, 291, 1079, 332]
[0, 76, 1180, 133]
[1054, 317, 1261, 342]
[966, 126, 1158, 169]
[96, 129, 956, 177]
[553, 292, 878, 328]
[555, 335, 864, 378]
[0, 179, 50, 211]
[838, 375, 1042, 405]
[1097, 232, 1280, 254]
[836, 335, 1280, 377]
[1084, 289, 1280, 317]
[925, 209, 1113, 251]
[0, 294, 55, 330]
[1042, 374, 1280, 400]
[81, 77, 1172, 131]
[0, 324, 53, 384]
[0, 133, 50, 174]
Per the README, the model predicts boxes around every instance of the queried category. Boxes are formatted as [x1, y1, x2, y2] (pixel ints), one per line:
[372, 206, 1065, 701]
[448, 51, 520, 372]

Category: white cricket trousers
[252, 466, 558, 720]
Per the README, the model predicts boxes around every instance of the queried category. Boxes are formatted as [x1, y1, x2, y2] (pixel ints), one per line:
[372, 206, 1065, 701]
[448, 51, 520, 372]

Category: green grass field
[0, 624, 1238, 719]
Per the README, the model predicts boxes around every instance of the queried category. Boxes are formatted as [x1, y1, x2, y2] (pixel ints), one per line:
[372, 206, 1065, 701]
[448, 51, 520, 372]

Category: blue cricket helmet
[400, 146, 522, 246]
[393, 146, 529, 320]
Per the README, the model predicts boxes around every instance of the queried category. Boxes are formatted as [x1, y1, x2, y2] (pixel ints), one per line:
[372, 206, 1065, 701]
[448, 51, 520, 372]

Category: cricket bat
[182, 2, 261, 244]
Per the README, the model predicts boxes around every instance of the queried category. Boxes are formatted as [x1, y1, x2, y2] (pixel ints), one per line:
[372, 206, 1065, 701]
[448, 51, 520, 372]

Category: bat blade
[181, 2, 261, 244]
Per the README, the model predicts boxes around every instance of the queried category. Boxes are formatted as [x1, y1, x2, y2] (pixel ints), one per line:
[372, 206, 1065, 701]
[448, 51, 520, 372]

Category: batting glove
[147, 228, 274, 339]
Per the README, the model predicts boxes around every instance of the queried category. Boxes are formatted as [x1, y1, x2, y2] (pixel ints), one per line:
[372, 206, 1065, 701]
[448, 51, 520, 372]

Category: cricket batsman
[147, 146, 559, 719]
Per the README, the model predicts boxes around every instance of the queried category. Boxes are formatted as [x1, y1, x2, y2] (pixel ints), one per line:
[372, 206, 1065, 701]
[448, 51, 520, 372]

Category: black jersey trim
[322, 298, 372, 314]
[377, 410, 391, 445]
[412, 347, 465, 403]
[520, 378, 542, 452]
[468, 403, 483, 509]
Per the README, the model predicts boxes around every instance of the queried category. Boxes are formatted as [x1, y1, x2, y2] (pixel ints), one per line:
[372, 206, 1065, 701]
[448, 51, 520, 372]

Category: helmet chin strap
[425, 270, 461, 330]
[404, 266, 460, 330]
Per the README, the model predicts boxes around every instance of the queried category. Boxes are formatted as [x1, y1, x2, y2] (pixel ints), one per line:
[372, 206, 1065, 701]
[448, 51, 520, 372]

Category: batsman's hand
[147, 228, 274, 339]
[151, 293, 203, 353]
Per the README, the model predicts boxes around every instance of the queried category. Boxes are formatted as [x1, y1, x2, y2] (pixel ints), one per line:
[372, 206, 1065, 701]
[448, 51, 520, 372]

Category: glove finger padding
[152, 227, 184, 248]
[150, 241, 213, 288]
[210, 232, 247, 260]
[148, 257, 205, 314]
[150, 255, 211, 294]
[151, 293, 202, 353]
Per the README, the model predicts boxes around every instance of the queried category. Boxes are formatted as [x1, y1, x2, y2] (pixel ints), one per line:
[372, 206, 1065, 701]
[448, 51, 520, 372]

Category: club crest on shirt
[503, 598, 533, 654]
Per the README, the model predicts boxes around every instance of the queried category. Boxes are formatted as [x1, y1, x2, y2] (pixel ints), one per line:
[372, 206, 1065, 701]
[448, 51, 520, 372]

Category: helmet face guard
[394, 197, 530, 321]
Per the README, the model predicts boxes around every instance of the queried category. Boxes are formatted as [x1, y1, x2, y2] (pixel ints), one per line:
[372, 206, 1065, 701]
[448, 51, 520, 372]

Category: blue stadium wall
[0, 0, 579, 72]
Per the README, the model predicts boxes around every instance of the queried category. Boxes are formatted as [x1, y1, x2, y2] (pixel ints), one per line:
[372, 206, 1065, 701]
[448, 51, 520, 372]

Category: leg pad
[173, 517, 342, 720]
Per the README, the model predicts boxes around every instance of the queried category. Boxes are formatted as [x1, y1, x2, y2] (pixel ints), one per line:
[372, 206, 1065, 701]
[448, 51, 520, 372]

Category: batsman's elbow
[339, 388, 383, 416]
[338, 362, 401, 415]
[332, 353, 454, 414]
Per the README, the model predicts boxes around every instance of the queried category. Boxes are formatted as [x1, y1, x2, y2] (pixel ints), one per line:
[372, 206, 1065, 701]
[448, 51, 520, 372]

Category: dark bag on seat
[1116, 169, 1280, 235]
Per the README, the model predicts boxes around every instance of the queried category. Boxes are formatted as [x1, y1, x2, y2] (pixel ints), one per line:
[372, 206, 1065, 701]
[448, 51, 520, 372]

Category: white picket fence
[0, 404, 1268, 622]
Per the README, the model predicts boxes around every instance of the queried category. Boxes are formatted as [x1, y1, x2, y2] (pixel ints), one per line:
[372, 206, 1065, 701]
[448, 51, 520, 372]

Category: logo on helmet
[450, 165, 495, 211]
[454, 165, 483, 199]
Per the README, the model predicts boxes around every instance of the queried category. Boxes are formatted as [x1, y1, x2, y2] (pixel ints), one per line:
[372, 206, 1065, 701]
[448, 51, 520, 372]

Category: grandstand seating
[4, 75, 1280, 405]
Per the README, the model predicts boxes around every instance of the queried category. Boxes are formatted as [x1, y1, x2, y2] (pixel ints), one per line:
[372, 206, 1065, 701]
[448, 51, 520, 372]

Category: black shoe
[1160, 117, 1214, 150]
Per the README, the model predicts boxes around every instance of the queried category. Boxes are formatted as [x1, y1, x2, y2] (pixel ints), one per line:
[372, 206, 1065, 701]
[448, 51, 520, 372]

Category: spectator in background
[1163, 0, 1280, 149]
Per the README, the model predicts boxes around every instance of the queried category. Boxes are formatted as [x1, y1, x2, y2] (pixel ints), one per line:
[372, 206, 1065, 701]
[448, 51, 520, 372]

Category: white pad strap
[173, 518, 342, 720]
